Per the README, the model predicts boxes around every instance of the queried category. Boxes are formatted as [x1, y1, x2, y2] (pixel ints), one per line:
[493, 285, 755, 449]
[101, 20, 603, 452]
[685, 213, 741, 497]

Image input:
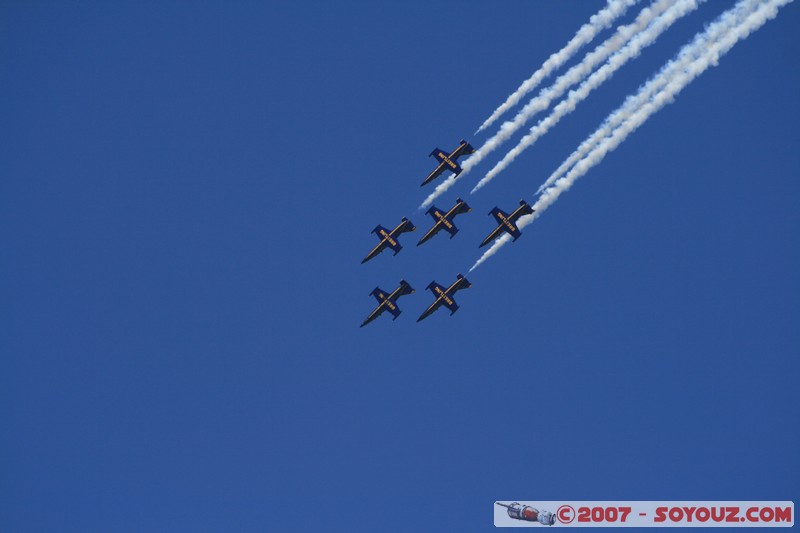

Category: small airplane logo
[496, 502, 555, 525]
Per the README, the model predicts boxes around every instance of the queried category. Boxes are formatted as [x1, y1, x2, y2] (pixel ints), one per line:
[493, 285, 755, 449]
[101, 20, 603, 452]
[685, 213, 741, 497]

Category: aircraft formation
[360, 140, 534, 327]
[357, 0, 793, 327]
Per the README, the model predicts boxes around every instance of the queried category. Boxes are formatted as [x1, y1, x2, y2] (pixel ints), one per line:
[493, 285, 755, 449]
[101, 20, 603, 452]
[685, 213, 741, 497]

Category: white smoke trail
[421, 0, 674, 210]
[469, 0, 792, 272]
[475, 0, 639, 134]
[536, 0, 765, 194]
[468, 0, 676, 168]
[472, 0, 702, 193]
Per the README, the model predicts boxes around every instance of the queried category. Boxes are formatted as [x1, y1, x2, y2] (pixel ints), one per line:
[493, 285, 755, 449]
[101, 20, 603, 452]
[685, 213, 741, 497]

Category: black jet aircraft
[417, 198, 472, 246]
[360, 280, 415, 328]
[361, 217, 417, 264]
[479, 199, 534, 248]
[417, 274, 472, 322]
[420, 140, 476, 187]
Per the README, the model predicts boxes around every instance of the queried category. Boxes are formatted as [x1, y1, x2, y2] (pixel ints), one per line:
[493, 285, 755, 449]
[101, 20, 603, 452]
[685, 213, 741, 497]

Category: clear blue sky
[1, 1, 798, 530]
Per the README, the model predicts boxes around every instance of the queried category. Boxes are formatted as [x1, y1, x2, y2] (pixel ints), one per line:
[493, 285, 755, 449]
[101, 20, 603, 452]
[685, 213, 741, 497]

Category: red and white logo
[494, 501, 794, 527]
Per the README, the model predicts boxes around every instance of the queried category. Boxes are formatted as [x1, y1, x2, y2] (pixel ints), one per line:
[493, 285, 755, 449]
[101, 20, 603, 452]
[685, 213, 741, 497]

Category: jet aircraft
[417, 198, 472, 246]
[417, 274, 472, 322]
[420, 140, 476, 187]
[479, 199, 534, 248]
[361, 217, 416, 264]
[360, 280, 415, 328]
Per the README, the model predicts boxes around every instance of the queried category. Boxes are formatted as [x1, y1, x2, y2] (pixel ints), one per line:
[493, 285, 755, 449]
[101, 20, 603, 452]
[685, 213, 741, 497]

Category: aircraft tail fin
[490, 207, 509, 224]
[455, 273, 472, 290]
[453, 198, 472, 216]
[396, 280, 415, 297]
[398, 217, 417, 233]
[459, 140, 476, 155]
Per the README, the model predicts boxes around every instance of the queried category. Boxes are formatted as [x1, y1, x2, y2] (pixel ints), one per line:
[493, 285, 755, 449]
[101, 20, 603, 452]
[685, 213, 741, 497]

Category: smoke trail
[536, 0, 765, 194]
[469, 0, 675, 168]
[421, 0, 674, 210]
[470, 0, 792, 272]
[472, 0, 702, 193]
[475, 0, 639, 134]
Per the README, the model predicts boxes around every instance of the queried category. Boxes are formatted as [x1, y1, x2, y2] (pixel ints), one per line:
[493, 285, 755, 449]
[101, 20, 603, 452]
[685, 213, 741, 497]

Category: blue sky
[1, 1, 798, 530]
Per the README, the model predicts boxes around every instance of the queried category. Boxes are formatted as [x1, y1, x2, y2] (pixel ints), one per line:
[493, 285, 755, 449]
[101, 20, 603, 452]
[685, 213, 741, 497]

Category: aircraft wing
[442, 300, 459, 315]
[507, 225, 523, 241]
[431, 149, 461, 173]
[441, 223, 458, 238]
[430, 148, 447, 161]
[490, 207, 510, 225]
[370, 287, 389, 304]
[427, 207, 446, 221]
[427, 281, 447, 296]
